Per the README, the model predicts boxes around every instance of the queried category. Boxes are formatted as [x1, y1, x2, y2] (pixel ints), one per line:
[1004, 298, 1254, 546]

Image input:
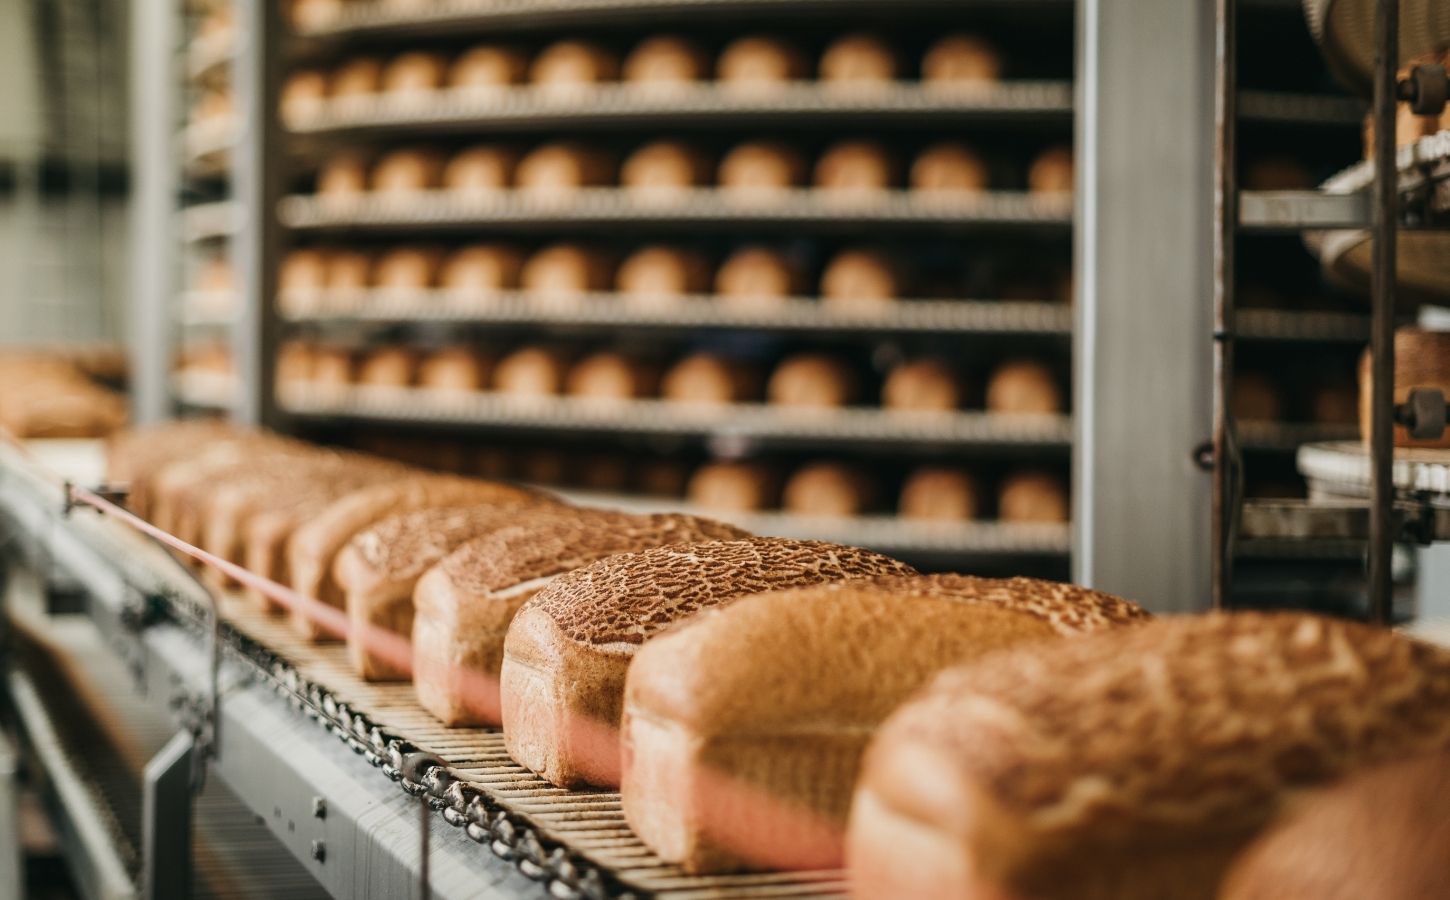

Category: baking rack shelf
[1299, 440, 1450, 498]
[182, 201, 238, 242]
[172, 372, 237, 411]
[186, 33, 233, 83]
[1236, 90, 1366, 125]
[1237, 420, 1360, 452]
[1235, 308, 1369, 341]
[278, 384, 1074, 449]
[278, 189, 1073, 233]
[179, 292, 237, 328]
[183, 121, 235, 176]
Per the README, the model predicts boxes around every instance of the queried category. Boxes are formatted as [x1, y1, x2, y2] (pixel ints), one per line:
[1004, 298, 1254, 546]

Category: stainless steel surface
[1240, 497, 1450, 542]
[1212, 0, 1238, 610]
[0, 732, 20, 900]
[1073, 0, 1214, 611]
[1369, 0, 1399, 624]
[180, 203, 238, 243]
[142, 733, 194, 900]
[1238, 189, 1371, 230]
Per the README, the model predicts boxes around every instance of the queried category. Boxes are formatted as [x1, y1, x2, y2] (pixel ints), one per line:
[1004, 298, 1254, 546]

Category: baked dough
[622, 35, 708, 88]
[686, 461, 777, 511]
[381, 51, 449, 96]
[1028, 146, 1075, 194]
[911, 142, 989, 193]
[717, 141, 806, 195]
[620, 140, 710, 196]
[661, 353, 759, 404]
[818, 34, 897, 85]
[882, 358, 962, 411]
[714, 246, 800, 306]
[520, 244, 613, 298]
[442, 145, 517, 195]
[781, 462, 874, 516]
[819, 248, 902, 309]
[418, 347, 491, 393]
[370, 147, 446, 194]
[564, 352, 659, 400]
[814, 140, 895, 194]
[493, 347, 570, 396]
[449, 45, 528, 90]
[329, 56, 384, 99]
[372, 246, 444, 291]
[767, 354, 858, 407]
[439, 244, 524, 294]
[616, 245, 711, 304]
[355, 346, 416, 387]
[529, 40, 620, 94]
[997, 469, 1069, 522]
[717, 36, 807, 91]
[316, 152, 370, 196]
[921, 34, 1002, 84]
[985, 359, 1063, 414]
[899, 467, 979, 520]
[515, 142, 614, 196]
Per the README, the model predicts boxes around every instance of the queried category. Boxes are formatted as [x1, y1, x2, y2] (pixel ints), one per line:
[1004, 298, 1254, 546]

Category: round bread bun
[1028, 146, 1074, 194]
[782, 462, 875, 517]
[814, 140, 895, 194]
[372, 246, 444, 291]
[196, 255, 236, 294]
[418, 347, 491, 393]
[820, 248, 903, 308]
[818, 34, 897, 85]
[911, 142, 989, 193]
[521, 244, 614, 298]
[565, 352, 659, 400]
[310, 346, 355, 387]
[1232, 372, 1283, 422]
[717, 36, 807, 91]
[325, 249, 373, 293]
[636, 460, 690, 497]
[686, 461, 778, 511]
[280, 69, 328, 123]
[370, 147, 446, 193]
[515, 142, 614, 196]
[661, 353, 760, 404]
[985, 359, 1063, 414]
[449, 45, 528, 90]
[718, 141, 806, 195]
[442, 145, 517, 195]
[356, 346, 417, 387]
[1243, 156, 1315, 191]
[197, 4, 234, 42]
[616, 246, 711, 303]
[529, 40, 620, 94]
[623, 35, 709, 88]
[381, 51, 449, 96]
[1311, 381, 1358, 425]
[275, 340, 316, 387]
[767, 354, 858, 408]
[192, 89, 233, 125]
[998, 469, 1069, 522]
[288, 0, 343, 32]
[575, 454, 632, 492]
[921, 34, 1002, 85]
[714, 246, 801, 305]
[317, 152, 370, 196]
[493, 347, 569, 396]
[882, 359, 962, 411]
[620, 141, 711, 195]
[898, 467, 980, 520]
[329, 56, 384, 100]
[439, 244, 524, 293]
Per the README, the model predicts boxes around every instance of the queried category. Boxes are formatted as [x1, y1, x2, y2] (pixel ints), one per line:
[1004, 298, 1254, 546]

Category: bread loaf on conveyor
[623, 574, 1149, 873]
[285, 477, 547, 642]
[105, 419, 243, 511]
[145, 437, 315, 546]
[500, 538, 915, 788]
[334, 499, 565, 680]
[847, 612, 1450, 900]
[413, 510, 749, 726]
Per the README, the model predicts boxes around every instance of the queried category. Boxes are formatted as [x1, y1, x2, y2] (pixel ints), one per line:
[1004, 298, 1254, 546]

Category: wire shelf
[1236, 89, 1367, 125]
[181, 201, 238, 242]
[1238, 420, 1359, 452]
[1235, 308, 1369, 341]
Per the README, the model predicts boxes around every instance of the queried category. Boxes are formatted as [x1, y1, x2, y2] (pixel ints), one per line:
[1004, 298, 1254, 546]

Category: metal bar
[0, 731, 20, 900]
[1368, 0, 1400, 624]
[142, 732, 195, 900]
[1211, 0, 1238, 610]
[1237, 190, 1371, 230]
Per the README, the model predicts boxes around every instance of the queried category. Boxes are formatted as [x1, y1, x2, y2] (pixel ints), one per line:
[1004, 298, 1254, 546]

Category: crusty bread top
[344, 501, 558, 584]
[436, 509, 750, 598]
[528, 538, 915, 646]
[850, 574, 1151, 635]
[863, 612, 1450, 854]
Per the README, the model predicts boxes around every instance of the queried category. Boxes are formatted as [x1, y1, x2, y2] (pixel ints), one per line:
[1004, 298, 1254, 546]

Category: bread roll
[520, 244, 613, 299]
[280, 69, 328, 123]
[574, 454, 631, 492]
[687, 461, 777, 511]
[819, 34, 897, 85]
[625, 574, 1149, 872]
[1221, 753, 1450, 900]
[636, 460, 689, 496]
[325, 250, 373, 293]
[356, 346, 416, 387]
[714, 246, 800, 306]
[1028, 146, 1074, 194]
[279, 248, 329, 296]
[195, 255, 235, 295]
[814, 140, 895, 194]
[781, 462, 874, 516]
[622, 35, 708, 88]
[418, 347, 490, 393]
[1231, 372, 1283, 422]
[310, 346, 355, 387]
[616, 246, 711, 303]
[820, 248, 902, 309]
[899, 467, 979, 520]
[501, 538, 915, 786]
[106, 419, 243, 510]
[921, 34, 1002, 85]
[849, 612, 1450, 900]
[1359, 328, 1450, 448]
[192, 89, 233, 124]
[767, 354, 858, 407]
[317, 152, 370, 196]
[620, 141, 711, 196]
[286, 477, 548, 641]
[442, 145, 517, 195]
[718, 141, 806, 195]
[288, 0, 343, 31]
[717, 36, 807, 91]
[911, 142, 989, 193]
[449, 45, 528, 90]
[529, 40, 619, 94]
[372, 246, 444, 291]
[882, 359, 962, 411]
[371, 147, 446, 193]
[985, 359, 1063, 414]
[275, 340, 316, 387]
[330, 56, 384, 99]
[661, 353, 759, 404]
[515, 142, 614, 196]
[1311, 381, 1357, 425]
[1242, 155, 1314, 191]
[439, 244, 523, 294]
[336, 501, 563, 679]
[565, 352, 659, 400]
[381, 51, 448, 96]
[998, 469, 1069, 522]
[414, 509, 748, 725]
[493, 347, 569, 396]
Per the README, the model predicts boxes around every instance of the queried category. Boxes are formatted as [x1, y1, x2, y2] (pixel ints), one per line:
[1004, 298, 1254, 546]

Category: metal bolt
[310, 840, 326, 863]
[1193, 441, 1215, 471]
[312, 797, 327, 819]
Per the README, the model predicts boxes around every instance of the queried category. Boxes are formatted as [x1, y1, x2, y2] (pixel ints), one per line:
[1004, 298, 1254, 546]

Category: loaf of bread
[381, 51, 448, 96]
[310, 346, 355, 388]
[279, 248, 329, 299]
[849, 612, 1450, 900]
[530, 40, 620, 94]
[818, 34, 897, 85]
[336, 501, 563, 680]
[1028, 146, 1074, 194]
[280, 69, 328, 123]
[717, 36, 807, 90]
[493, 347, 570, 396]
[899, 467, 980, 520]
[414, 510, 748, 725]
[1311, 381, 1358, 425]
[449, 45, 528, 91]
[621, 141, 711, 196]
[371, 147, 446, 194]
[922, 34, 1002, 84]
[146, 439, 315, 546]
[285, 477, 544, 641]
[814, 141, 895, 194]
[418, 347, 491, 393]
[662, 353, 759, 404]
[714, 246, 800, 306]
[372, 246, 443, 291]
[767, 354, 858, 407]
[986, 359, 1063, 414]
[911, 142, 989, 193]
[326, 250, 373, 293]
[882, 359, 963, 411]
[1231, 372, 1283, 423]
[442, 146, 517, 195]
[622, 35, 708, 88]
[317, 152, 371, 196]
[1359, 328, 1450, 448]
[501, 538, 916, 787]
[687, 461, 777, 511]
[356, 346, 416, 387]
[1242, 156, 1314, 191]
[289, 0, 342, 32]
[330, 56, 384, 100]
[1221, 753, 1450, 900]
[565, 352, 659, 401]
[516, 142, 614, 196]
[625, 574, 1149, 872]
[998, 469, 1069, 522]
[781, 462, 874, 516]
[616, 246, 711, 303]
[820, 248, 902, 309]
[439, 244, 523, 294]
[106, 420, 244, 513]
[275, 341, 317, 388]
[718, 141, 806, 195]
[521, 244, 613, 299]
